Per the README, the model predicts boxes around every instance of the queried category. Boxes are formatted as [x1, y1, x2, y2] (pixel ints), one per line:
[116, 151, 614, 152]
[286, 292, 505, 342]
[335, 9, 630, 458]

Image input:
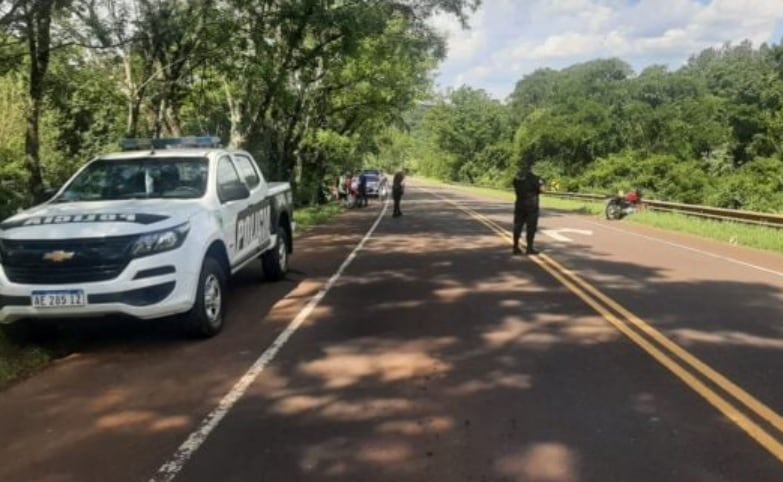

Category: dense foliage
[3, 2, 783, 215]
[390, 40, 783, 212]
[0, 0, 479, 218]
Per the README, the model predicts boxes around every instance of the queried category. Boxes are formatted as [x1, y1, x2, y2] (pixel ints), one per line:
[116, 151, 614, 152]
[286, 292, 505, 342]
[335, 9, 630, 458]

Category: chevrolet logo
[43, 250, 75, 262]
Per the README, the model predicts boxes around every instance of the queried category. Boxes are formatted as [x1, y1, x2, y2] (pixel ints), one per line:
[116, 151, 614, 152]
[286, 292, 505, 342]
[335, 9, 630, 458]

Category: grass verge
[294, 202, 344, 234]
[629, 210, 783, 253]
[415, 176, 783, 255]
[541, 196, 604, 216]
[0, 201, 346, 389]
[0, 330, 55, 389]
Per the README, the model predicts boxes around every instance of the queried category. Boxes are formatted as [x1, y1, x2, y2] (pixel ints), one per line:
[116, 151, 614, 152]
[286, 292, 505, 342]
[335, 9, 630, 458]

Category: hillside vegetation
[381, 40, 783, 212]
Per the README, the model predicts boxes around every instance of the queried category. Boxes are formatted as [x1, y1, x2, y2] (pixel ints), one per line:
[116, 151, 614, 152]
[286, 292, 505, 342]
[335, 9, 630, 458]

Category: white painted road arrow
[541, 228, 593, 243]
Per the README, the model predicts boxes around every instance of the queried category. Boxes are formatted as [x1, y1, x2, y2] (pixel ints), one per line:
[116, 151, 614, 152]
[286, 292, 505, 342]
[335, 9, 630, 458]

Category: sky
[428, 0, 783, 100]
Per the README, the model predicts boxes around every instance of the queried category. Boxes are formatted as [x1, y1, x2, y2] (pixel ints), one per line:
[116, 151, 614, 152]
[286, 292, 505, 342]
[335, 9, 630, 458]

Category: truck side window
[217, 156, 244, 203]
[233, 154, 261, 189]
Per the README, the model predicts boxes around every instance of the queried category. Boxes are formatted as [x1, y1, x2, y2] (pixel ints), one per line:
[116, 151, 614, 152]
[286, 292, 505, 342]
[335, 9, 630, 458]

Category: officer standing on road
[392, 170, 405, 217]
[512, 161, 544, 256]
[358, 171, 368, 207]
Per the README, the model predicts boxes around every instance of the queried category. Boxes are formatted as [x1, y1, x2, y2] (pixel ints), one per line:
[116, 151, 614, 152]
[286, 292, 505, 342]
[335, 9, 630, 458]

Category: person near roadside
[512, 161, 544, 256]
[344, 173, 355, 208]
[337, 171, 349, 201]
[392, 170, 405, 217]
[357, 171, 368, 207]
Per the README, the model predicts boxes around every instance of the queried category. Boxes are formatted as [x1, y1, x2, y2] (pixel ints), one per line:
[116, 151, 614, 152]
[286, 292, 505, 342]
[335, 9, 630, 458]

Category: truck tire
[262, 228, 289, 281]
[182, 257, 226, 338]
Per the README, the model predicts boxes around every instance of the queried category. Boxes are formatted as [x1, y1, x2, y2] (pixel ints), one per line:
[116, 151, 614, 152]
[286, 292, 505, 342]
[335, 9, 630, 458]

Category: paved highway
[2, 181, 783, 482]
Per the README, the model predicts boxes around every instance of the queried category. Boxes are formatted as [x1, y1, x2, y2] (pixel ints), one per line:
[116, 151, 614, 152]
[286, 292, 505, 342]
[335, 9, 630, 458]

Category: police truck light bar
[120, 136, 222, 151]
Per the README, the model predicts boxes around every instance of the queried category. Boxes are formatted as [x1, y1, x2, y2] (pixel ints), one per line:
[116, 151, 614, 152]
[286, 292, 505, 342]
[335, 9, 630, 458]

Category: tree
[17, 0, 62, 199]
[425, 86, 509, 181]
[0, 0, 480, 212]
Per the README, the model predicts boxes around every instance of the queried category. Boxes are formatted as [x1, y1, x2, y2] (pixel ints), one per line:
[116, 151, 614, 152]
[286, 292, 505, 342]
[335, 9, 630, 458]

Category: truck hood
[0, 199, 200, 240]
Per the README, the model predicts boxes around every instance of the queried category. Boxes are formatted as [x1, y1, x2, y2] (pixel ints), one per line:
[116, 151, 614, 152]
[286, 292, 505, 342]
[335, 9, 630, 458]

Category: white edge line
[149, 198, 389, 482]
[581, 219, 783, 280]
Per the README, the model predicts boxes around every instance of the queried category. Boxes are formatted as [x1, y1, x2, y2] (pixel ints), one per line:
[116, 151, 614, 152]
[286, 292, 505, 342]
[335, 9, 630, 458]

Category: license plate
[31, 290, 86, 308]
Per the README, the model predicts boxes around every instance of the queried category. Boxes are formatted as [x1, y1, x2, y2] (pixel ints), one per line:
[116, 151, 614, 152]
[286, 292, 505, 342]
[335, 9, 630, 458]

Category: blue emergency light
[120, 136, 222, 151]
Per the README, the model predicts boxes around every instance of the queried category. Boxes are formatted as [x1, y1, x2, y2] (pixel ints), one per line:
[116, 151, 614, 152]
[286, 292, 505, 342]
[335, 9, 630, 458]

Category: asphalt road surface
[3, 181, 783, 482]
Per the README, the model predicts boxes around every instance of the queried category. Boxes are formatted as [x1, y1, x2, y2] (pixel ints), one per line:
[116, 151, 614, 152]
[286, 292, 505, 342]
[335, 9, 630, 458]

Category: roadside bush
[705, 157, 783, 211]
[575, 151, 711, 202]
[576, 151, 640, 195]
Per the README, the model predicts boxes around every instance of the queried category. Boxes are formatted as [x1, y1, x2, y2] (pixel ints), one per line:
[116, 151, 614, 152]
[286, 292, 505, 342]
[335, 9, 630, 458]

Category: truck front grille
[0, 236, 135, 284]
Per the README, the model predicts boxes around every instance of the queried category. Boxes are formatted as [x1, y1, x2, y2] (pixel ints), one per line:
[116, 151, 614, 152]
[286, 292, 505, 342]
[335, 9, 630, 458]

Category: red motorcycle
[605, 190, 642, 220]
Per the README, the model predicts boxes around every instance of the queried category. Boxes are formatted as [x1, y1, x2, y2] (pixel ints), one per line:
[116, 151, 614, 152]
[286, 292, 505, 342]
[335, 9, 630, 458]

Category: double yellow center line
[440, 192, 783, 464]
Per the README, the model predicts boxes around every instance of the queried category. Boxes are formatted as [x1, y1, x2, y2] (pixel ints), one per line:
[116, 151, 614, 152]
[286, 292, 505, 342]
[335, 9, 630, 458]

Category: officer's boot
[525, 231, 539, 255]
[512, 229, 523, 255]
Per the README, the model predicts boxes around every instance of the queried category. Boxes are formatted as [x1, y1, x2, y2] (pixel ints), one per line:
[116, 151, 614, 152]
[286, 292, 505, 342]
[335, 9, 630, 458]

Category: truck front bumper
[0, 252, 198, 324]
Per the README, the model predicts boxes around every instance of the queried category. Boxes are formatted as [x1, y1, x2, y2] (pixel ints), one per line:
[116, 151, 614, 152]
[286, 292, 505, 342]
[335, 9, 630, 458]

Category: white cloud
[429, 8, 487, 63]
[431, 0, 783, 100]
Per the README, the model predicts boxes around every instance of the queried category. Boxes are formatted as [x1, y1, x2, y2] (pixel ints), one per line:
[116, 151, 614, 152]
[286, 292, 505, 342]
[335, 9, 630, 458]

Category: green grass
[416, 177, 783, 255]
[540, 196, 605, 215]
[294, 202, 344, 234]
[0, 330, 54, 389]
[629, 210, 783, 252]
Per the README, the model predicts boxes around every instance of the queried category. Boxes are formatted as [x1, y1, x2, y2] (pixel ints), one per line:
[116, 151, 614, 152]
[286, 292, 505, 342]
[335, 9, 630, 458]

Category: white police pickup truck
[0, 137, 294, 337]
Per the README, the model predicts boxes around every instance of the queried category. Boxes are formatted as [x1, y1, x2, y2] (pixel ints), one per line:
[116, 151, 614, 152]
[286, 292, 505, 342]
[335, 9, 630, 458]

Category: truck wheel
[262, 228, 289, 281]
[182, 257, 226, 338]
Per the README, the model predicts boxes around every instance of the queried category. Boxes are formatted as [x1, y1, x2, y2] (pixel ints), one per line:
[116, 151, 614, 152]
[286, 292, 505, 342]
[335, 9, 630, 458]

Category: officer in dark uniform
[357, 171, 368, 207]
[392, 170, 405, 217]
[512, 162, 543, 255]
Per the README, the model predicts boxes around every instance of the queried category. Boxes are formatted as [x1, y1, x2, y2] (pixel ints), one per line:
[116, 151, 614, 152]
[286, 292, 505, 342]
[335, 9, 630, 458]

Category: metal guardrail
[418, 178, 783, 229]
[545, 192, 783, 228]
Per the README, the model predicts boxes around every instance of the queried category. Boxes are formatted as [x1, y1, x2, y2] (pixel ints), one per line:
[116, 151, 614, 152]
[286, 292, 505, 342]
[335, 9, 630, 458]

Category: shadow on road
[2, 187, 783, 482]
[173, 187, 783, 482]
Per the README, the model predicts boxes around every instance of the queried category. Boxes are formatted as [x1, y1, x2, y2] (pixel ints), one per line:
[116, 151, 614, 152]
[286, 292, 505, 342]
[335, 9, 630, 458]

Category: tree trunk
[225, 80, 248, 148]
[123, 55, 143, 138]
[128, 96, 142, 138]
[24, 0, 54, 203]
[153, 97, 166, 138]
[313, 153, 328, 204]
[25, 92, 44, 201]
[165, 103, 183, 137]
[228, 118, 246, 148]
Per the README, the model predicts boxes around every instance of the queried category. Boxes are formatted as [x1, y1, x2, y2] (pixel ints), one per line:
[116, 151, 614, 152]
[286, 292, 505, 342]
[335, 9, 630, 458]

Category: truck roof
[100, 149, 217, 160]
[99, 137, 247, 160]
[99, 147, 250, 161]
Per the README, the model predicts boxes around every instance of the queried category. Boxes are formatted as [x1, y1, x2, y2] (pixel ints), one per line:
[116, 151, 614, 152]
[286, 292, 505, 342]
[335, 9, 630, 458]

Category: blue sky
[428, 0, 783, 100]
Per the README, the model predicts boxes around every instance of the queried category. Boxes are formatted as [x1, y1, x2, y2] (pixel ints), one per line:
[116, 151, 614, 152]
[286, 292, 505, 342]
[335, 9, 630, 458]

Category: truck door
[232, 153, 272, 254]
[216, 155, 253, 268]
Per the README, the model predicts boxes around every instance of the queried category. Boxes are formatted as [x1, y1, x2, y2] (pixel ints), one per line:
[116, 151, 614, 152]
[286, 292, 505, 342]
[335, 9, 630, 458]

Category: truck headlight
[130, 222, 190, 258]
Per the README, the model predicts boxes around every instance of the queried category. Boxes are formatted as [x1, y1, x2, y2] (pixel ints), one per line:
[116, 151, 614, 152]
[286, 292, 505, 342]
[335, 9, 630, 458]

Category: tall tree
[20, 0, 60, 199]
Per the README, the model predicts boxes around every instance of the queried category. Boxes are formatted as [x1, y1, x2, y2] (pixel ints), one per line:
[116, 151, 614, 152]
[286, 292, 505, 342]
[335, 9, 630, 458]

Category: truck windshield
[54, 157, 209, 202]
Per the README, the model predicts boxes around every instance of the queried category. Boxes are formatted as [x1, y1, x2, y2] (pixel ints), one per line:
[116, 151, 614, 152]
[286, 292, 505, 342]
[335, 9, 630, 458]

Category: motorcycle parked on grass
[605, 190, 643, 220]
